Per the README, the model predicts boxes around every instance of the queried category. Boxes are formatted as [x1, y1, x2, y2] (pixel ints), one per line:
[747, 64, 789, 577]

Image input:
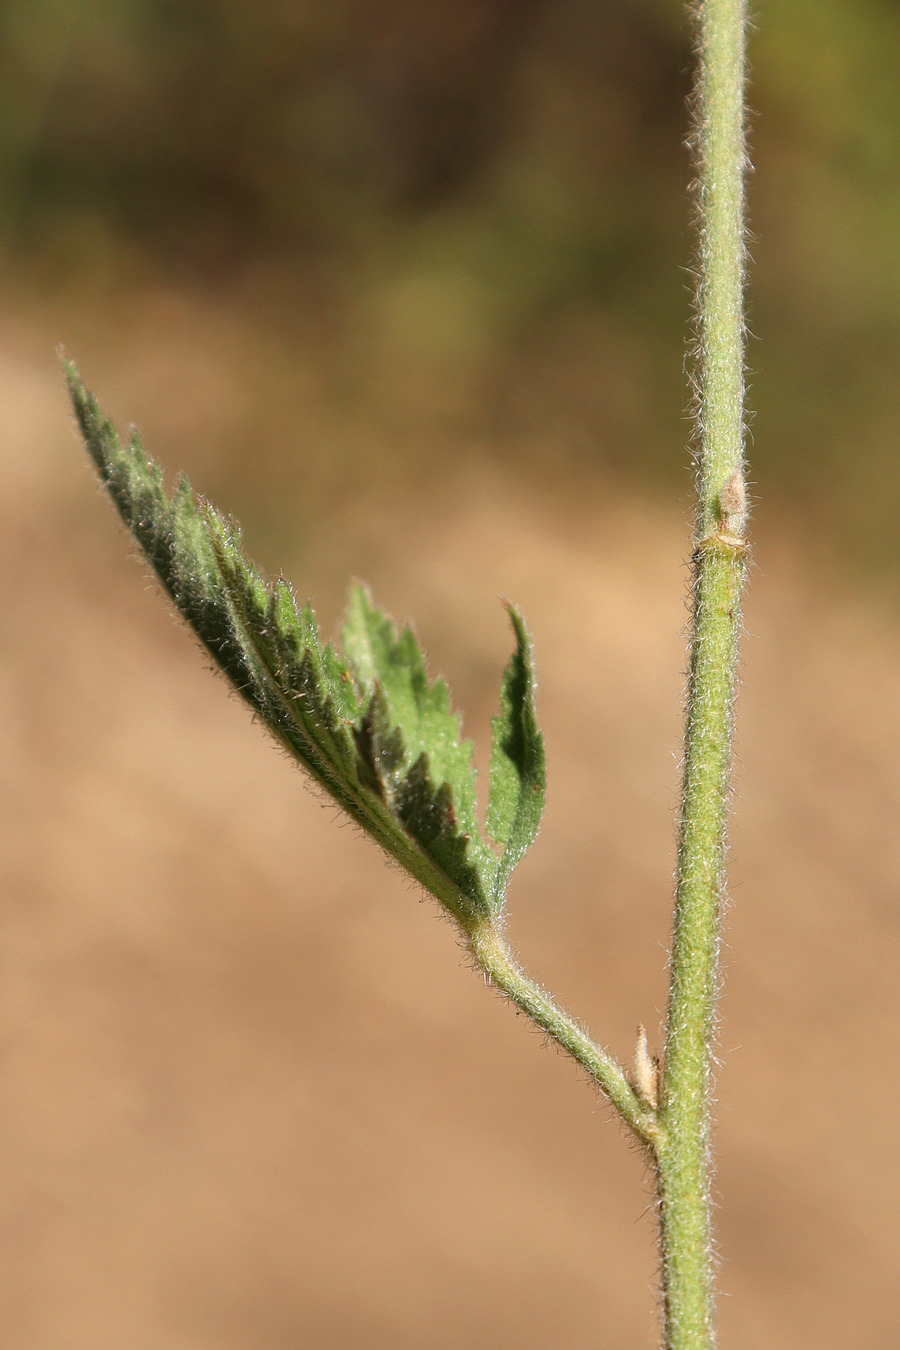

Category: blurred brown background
[3, 0, 900, 1346]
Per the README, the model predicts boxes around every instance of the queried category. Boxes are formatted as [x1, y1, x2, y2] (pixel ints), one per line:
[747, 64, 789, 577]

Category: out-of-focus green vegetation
[3, 0, 900, 574]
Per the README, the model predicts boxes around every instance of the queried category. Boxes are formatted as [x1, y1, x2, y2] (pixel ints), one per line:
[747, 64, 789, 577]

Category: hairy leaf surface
[486, 605, 546, 907]
[68, 363, 544, 925]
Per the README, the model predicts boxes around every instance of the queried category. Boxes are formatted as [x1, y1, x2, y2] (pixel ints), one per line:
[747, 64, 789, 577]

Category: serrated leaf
[68, 367, 262, 706]
[342, 586, 498, 910]
[203, 509, 363, 801]
[342, 587, 476, 828]
[68, 362, 544, 928]
[486, 605, 546, 906]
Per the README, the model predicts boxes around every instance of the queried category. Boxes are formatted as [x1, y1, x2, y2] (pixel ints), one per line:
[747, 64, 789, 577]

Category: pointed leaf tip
[486, 604, 546, 907]
[70, 370, 543, 929]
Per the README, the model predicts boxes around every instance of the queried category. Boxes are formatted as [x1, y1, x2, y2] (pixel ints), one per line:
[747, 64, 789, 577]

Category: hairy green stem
[65, 1, 751, 1338]
[658, 1, 749, 1348]
[468, 918, 662, 1148]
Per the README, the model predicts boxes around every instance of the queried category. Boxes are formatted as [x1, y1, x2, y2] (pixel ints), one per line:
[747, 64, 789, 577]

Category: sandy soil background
[3, 306, 900, 1349]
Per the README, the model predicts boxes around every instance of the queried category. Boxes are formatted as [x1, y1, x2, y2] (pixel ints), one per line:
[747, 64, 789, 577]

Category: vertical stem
[658, 2, 749, 1348]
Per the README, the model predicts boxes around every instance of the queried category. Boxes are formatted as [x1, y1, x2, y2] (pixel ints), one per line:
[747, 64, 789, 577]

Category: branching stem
[68, 1, 751, 1341]
[467, 918, 662, 1147]
[466, 17, 751, 1338]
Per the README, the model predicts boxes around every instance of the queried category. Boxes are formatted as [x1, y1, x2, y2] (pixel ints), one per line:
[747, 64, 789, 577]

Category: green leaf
[342, 585, 499, 910]
[67, 364, 263, 705]
[67, 361, 544, 928]
[486, 605, 546, 907]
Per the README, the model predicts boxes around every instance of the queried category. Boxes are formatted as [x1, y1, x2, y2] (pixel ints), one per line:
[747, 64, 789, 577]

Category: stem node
[659, 0, 749, 1345]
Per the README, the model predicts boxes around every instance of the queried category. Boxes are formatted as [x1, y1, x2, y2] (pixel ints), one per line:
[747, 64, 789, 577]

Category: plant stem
[657, 1, 749, 1347]
[467, 918, 661, 1148]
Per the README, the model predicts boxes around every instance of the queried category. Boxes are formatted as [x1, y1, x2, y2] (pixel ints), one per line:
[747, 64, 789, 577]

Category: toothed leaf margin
[68, 362, 544, 928]
[486, 606, 546, 907]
